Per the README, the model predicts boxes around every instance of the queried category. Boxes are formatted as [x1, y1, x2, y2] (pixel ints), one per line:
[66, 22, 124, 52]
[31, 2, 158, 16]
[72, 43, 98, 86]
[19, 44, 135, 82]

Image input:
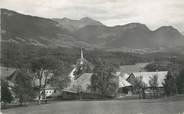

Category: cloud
[0, 0, 184, 33]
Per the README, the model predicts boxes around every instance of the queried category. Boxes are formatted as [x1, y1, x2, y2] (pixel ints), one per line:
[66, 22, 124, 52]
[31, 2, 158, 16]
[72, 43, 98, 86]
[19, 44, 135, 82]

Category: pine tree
[176, 69, 184, 94]
[163, 71, 177, 96]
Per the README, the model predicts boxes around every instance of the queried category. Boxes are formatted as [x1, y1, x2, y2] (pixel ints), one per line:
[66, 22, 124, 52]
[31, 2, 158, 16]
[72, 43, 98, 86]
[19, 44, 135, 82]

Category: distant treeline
[1, 42, 184, 70]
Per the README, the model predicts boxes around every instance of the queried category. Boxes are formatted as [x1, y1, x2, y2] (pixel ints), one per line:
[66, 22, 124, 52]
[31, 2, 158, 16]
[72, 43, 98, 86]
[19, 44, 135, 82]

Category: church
[62, 49, 100, 99]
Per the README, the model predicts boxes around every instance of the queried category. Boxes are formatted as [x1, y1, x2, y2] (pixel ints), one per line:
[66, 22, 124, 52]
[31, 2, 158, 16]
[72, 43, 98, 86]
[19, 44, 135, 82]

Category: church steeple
[80, 48, 84, 64]
[81, 48, 84, 60]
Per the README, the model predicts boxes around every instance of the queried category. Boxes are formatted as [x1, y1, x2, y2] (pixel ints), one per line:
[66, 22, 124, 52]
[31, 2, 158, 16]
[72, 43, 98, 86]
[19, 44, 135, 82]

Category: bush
[1, 79, 13, 107]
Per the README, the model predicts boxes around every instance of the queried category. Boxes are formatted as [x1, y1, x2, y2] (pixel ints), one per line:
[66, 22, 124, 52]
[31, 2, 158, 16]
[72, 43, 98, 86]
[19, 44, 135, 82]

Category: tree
[90, 61, 119, 98]
[176, 69, 184, 94]
[149, 75, 158, 97]
[133, 76, 147, 99]
[49, 61, 71, 90]
[31, 57, 57, 104]
[12, 70, 35, 105]
[1, 79, 13, 108]
[163, 71, 177, 96]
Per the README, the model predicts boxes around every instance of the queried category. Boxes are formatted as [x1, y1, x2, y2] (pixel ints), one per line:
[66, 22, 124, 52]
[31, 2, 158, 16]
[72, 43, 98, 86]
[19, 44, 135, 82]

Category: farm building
[0, 66, 34, 87]
[0, 66, 34, 102]
[128, 71, 168, 87]
[0, 67, 17, 79]
[117, 76, 132, 96]
[116, 63, 149, 97]
[127, 71, 169, 97]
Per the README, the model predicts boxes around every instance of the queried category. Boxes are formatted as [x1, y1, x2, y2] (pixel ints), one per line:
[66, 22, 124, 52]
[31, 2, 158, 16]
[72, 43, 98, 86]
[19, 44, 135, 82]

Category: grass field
[2, 96, 184, 114]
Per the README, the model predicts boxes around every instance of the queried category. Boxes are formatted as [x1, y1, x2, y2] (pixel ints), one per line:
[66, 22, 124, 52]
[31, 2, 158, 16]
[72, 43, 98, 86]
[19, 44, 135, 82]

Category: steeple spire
[80, 48, 84, 65]
[81, 48, 84, 60]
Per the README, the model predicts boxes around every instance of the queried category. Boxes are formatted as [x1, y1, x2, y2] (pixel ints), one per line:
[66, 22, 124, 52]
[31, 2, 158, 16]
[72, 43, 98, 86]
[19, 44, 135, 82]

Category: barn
[127, 71, 168, 98]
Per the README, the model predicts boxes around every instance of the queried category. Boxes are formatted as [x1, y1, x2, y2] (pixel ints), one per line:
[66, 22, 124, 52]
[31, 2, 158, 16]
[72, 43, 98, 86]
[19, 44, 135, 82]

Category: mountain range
[1, 8, 184, 54]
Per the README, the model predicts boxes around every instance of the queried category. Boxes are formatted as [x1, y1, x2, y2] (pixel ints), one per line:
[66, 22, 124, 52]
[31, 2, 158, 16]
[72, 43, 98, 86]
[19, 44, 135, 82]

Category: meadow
[2, 96, 184, 114]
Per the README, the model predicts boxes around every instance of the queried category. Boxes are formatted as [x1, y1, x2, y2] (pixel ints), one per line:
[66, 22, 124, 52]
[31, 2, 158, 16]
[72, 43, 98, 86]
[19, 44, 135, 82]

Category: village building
[40, 85, 57, 99]
[0, 66, 34, 88]
[115, 63, 170, 98]
[117, 75, 132, 97]
[1, 67, 17, 100]
[116, 63, 149, 96]
[0, 66, 34, 103]
[127, 71, 168, 97]
[0, 67, 17, 79]
[62, 49, 98, 99]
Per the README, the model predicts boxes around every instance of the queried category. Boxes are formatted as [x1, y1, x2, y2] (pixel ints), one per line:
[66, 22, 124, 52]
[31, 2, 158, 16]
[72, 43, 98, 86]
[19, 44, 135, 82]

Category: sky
[0, 0, 184, 33]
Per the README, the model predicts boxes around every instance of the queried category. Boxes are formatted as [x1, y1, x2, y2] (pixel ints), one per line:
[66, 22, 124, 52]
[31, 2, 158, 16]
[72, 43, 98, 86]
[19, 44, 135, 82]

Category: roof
[63, 73, 93, 93]
[121, 73, 130, 80]
[7, 69, 33, 82]
[0, 66, 17, 79]
[119, 63, 149, 75]
[131, 71, 168, 87]
[44, 84, 56, 90]
[119, 76, 131, 88]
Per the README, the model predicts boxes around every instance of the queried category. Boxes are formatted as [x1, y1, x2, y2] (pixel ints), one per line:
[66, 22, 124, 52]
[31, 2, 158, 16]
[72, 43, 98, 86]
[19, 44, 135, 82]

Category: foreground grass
[2, 95, 184, 114]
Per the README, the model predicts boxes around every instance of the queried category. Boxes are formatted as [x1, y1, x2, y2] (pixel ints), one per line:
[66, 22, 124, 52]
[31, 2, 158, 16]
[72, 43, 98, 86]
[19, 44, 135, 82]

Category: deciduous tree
[31, 57, 57, 104]
[149, 75, 158, 97]
[90, 61, 118, 98]
[12, 70, 35, 105]
[133, 76, 147, 99]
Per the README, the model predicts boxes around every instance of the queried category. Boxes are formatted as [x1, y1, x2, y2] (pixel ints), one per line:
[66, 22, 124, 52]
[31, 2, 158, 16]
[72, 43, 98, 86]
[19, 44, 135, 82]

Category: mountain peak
[62, 17, 71, 20]
[155, 26, 183, 36]
[156, 26, 178, 32]
[80, 17, 92, 20]
[79, 17, 97, 22]
[79, 17, 103, 25]
[125, 23, 148, 28]
[119, 23, 151, 31]
[53, 17, 104, 31]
